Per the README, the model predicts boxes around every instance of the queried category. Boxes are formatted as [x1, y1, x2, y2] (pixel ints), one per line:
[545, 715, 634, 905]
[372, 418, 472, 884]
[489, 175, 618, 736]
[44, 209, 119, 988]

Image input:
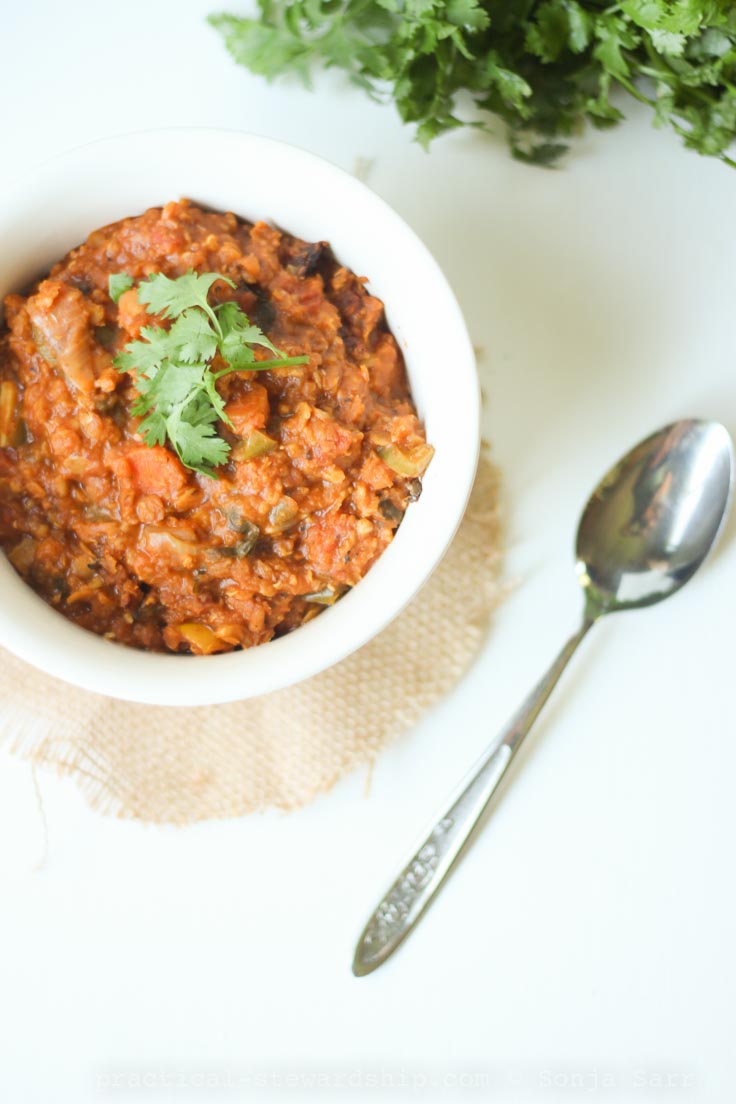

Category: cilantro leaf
[201, 367, 230, 425]
[114, 271, 309, 477]
[511, 140, 570, 167]
[108, 273, 134, 304]
[136, 409, 168, 449]
[138, 270, 235, 330]
[216, 301, 280, 353]
[114, 326, 174, 379]
[216, 300, 281, 369]
[136, 362, 210, 417]
[167, 310, 219, 364]
[209, 1, 736, 168]
[169, 409, 232, 477]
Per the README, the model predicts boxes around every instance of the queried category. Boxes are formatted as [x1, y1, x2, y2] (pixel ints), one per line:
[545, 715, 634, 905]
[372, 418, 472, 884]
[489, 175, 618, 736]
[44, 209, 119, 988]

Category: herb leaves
[209, 1, 736, 168]
[110, 271, 308, 478]
[108, 273, 135, 304]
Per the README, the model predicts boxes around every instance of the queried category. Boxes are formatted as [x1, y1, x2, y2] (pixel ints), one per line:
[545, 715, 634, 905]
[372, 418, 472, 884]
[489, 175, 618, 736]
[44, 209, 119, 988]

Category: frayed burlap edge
[0, 458, 504, 823]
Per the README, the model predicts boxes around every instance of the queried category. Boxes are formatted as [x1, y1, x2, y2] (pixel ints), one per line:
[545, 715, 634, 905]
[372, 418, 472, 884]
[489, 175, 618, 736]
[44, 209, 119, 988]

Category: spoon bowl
[577, 420, 734, 614]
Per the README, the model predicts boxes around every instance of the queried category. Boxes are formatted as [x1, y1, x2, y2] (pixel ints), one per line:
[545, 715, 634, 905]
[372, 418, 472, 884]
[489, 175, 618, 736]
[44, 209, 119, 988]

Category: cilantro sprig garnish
[209, 1, 736, 169]
[110, 271, 308, 478]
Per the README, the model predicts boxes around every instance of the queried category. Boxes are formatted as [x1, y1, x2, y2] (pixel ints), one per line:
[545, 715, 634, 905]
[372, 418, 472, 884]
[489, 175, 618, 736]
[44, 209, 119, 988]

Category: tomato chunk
[224, 384, 270, 435]
[125, 446, 188, 497]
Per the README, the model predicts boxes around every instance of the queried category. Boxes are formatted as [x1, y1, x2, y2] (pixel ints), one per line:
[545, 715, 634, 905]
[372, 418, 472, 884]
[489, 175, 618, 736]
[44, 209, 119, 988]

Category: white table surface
[1, 3, 735, 1101]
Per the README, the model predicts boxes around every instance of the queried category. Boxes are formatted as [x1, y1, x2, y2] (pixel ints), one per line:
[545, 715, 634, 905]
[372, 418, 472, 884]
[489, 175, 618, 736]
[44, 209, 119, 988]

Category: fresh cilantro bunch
[209, 1, 736, 167]
[110, 271, 308, 477]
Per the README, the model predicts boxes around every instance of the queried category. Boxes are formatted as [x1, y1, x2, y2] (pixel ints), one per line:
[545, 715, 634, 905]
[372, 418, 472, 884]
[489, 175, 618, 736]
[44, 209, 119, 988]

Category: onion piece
[232, 430, 278, 462]
[177, 623, 228, 655]
[377, 443, 434, 478]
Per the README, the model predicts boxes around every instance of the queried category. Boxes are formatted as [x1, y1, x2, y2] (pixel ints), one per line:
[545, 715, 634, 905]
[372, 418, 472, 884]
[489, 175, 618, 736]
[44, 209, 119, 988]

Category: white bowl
[0, 129, 479, 705]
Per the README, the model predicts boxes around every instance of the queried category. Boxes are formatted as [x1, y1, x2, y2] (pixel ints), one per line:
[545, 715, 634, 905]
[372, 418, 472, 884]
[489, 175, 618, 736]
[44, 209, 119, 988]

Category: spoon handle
[352, 616, 595, 977]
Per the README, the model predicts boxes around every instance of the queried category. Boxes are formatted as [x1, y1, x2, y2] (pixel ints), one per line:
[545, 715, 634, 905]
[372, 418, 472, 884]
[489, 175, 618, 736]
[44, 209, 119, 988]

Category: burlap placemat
[0, 458, 503, 823]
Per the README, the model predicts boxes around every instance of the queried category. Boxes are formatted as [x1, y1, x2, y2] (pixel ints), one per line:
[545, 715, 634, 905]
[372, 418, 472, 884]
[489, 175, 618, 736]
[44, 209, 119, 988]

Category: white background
[1, 2, 735, 1101]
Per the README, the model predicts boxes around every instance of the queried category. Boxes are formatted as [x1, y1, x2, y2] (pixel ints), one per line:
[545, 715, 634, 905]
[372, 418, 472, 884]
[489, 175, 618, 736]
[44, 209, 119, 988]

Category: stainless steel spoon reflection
[352, 419, 734, 977]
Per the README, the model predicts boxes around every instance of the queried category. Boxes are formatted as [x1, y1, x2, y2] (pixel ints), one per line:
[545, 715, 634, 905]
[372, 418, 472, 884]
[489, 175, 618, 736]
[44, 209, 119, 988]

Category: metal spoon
[352, 418, 734, 977]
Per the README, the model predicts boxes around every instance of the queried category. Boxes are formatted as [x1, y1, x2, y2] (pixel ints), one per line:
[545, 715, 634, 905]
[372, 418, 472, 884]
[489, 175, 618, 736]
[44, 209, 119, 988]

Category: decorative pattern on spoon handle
[353, 742, 514, 974]
[359, 816, 457, 950]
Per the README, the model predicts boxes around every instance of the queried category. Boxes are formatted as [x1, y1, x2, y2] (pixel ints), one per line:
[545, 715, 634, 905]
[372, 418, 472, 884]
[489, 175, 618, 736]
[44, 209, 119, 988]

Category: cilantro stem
[214, 355, 310, 378]
[614, 72, 656, 110]
[203, 302, 224, 341]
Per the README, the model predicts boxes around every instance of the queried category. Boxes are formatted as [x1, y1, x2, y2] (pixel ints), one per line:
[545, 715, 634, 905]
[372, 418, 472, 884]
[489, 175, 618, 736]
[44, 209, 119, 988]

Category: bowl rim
[0, 127, 480, 705]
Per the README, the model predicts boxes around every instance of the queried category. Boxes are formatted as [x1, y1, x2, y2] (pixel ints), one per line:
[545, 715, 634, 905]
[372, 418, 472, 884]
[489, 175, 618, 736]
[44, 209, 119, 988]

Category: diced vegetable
[377, 443, 434, 478]
[0, 381, 20, 447]
[70, 555, 95, 580]
[378, 498, 403, 523]
[66, 580, 103, 605]
[231, 430, 278, 462]
[126, 446, 188, 497]
[269, 497, 299, 533]
[28, 282, 97, 392]
[7, 536, 35, 572]
[218, 537, 260, 559]
[142, 527, 199, 564]
[304, 584, 347, 606]
[406, 478, 422, 502]
[30, 325, 58, 368]
[213, 624, 243, 646]
[219, 516, 261, 558]
[227, 511, 258, 535]
[224, 385, 270, 434]
[177, 622, 227, 655]
[115, 287, 150, 336]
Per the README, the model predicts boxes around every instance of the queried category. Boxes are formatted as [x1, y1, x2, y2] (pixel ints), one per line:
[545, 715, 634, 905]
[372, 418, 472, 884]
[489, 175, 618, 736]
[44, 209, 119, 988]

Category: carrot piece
[125, 446, 188, 498]
[116, 288, 151, 338]
[224, 384, 270, 434]
[177, 623, 227, 655]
